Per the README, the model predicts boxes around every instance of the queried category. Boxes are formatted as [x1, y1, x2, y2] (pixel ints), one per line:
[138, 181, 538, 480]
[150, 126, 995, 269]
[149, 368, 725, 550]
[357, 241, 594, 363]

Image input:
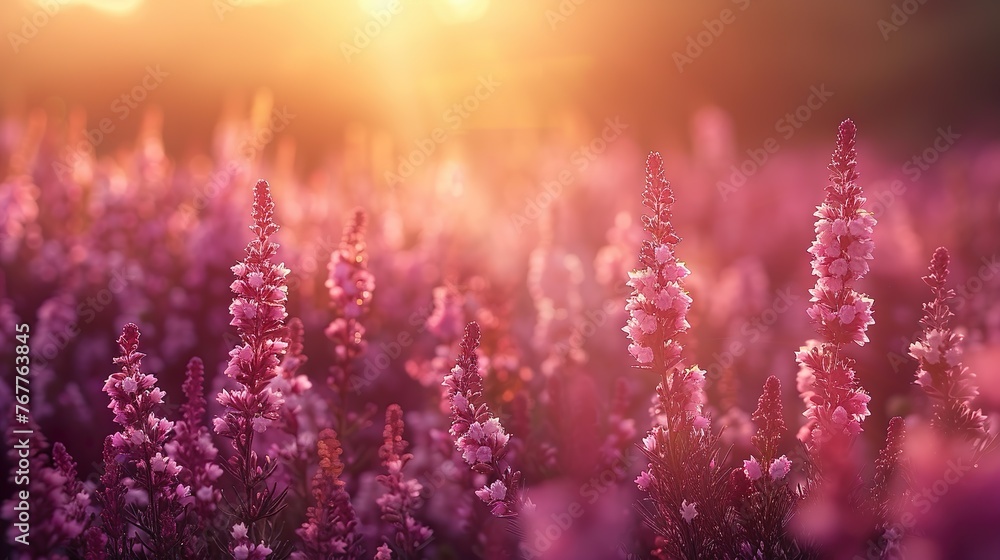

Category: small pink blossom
[635, 470, 653, 491]
[769, 456, 792, 480]
[743, 456, 762, 481]
[680, 500, 698, 523]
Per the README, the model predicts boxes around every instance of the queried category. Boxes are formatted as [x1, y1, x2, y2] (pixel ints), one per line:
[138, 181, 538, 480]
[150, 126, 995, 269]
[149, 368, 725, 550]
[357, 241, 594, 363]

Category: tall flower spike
[909, 247, 989, 440]
[215, 179, 290, 556]
[797, 120, 874, 453]
[293, 429, 364, 560]
[164, 357, 222, 556]
[102, 323, 188, 558]
[2, 424, 90, 558]
[751, 376, 787, 466]
[629, 153, 729, 558]
[89, 436, 130, 559]
[806, 119, 876, 346]
[623, 152, 691, 370]
[624, 153, 704, 431]
[443, 321, 528, 518]
[375, 405, 433, 555]
[326, 208, 375, 425]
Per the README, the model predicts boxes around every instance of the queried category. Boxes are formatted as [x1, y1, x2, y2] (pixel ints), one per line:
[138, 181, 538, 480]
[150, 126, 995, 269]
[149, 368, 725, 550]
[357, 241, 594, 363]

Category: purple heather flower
[326, 208, 375, 405]
[374, 544, 393, 560]
[293, 429, 364, 560]
[797, 120, 874, 455]
[679, 500, 698, 523]
[443, 321, 527, 518]
[163, 357, 222, 555]
[743, 456, 763, 481]
[635, 470, 654, 491]
[214, 179, 290, 555]
[752, 376, 787, 465]
[374, 404, 433, 556]
[101, 323, 189, 557]
[623, 152, 691, 370]
[769, 456, 791, 481]
[909, 247, 989, 440]
[2, 424, 90, 559]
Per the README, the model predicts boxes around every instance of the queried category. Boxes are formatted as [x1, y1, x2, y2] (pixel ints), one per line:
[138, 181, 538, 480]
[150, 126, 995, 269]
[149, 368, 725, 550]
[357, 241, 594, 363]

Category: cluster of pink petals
[909, 247, 989, 439]
[101, 323, 190, 554]
[804, 120, 876, 347]
[230, 523, 273, 560]
[1, 433, 90, 558]
[742, 455, 791, 481]
[214, 181, 289, 437]
[293, 429, 364, 560]
[796, 344, 872, 447]
[798, 120, 874, 452]
[374, 544, 393, 560]
[325, 209, 374, 361]
[375, 405, 433, 555]
[444, 321, 527, 518]
[164, 357, 223, 531]
[326, 209, 374, 320]
[623, 152, 692, 368]
[679, 500, 698, 523]
[216, 180, 290, 440]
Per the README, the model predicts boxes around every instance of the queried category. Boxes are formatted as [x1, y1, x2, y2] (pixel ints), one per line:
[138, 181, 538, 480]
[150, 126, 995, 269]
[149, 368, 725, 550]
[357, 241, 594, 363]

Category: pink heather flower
[86, 436, 129, 558]
[374, 544, 394, 560]
[232, 523, 249, 540]
[215, 180, 289, 554]
[444, 321, 527, 518]
[909, 248, 989, 440]
[163, 357, 221, 555]
[375, 405, 433, 556]
[743, 456, 763, 481]
[326, 208, 375, 411]
[805, 119, 876, 347]
[623, 152, 691, 372]
[293, 429, 364, 560]
[635, 470, 654, 491]
[769, 456, 792, 481]
[101, 323, 188, 556]
[751, 376, 787, 465]
[797, 121, 874, 456]
[2, 427, 90, 558]
[679, 500, 698, 523]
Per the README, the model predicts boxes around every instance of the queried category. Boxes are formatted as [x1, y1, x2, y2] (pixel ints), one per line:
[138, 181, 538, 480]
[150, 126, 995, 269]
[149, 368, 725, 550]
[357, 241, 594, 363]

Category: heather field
[3, 2, 1000, 559]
